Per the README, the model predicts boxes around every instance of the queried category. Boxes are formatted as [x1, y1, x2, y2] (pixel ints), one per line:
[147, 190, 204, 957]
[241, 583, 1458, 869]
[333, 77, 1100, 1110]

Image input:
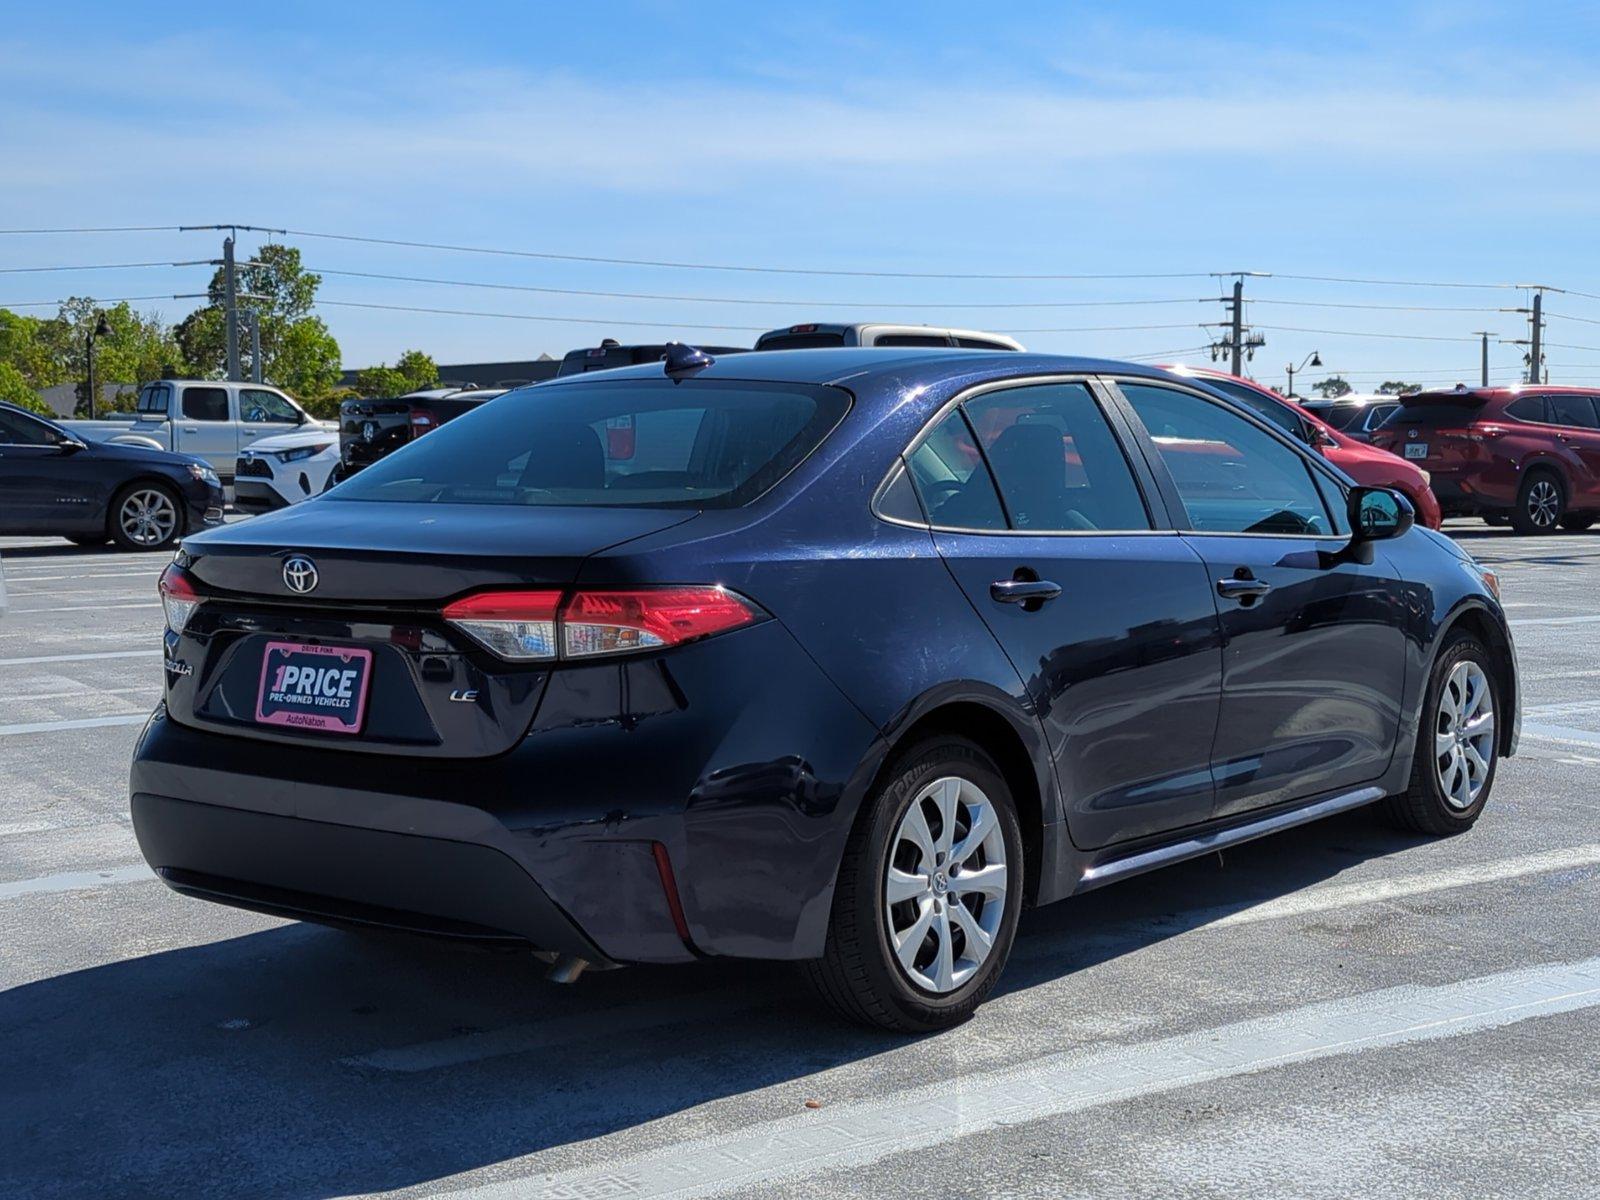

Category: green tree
[0, 309, 67, 390]
[353, 365, 410, 397]
[1311, 376, 1353, 399]
[175, 242, 340, 397]
[31, 298, 185, 414]
[0, 361, 51, 415]
[394, 349, 438, 392]
[1377, 380, 1420, 395]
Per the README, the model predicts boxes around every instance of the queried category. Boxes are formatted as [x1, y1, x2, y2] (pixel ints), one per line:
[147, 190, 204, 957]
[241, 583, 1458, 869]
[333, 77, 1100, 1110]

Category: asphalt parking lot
[1, 522, 1597, 1199]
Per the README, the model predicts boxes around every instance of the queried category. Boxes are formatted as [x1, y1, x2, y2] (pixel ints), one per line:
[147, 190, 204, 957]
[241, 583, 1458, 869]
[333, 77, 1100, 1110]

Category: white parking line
[1522, 722, 1600, 748]
[5, 602, 161, 613]
[0, 864, 151, 901]
[5, 685, 153, 702]
[439, 957, 1600, 1200]
[1511, 614, 1600, 627]
[0, 650, 159, 667]
[0, 714, 149, 737]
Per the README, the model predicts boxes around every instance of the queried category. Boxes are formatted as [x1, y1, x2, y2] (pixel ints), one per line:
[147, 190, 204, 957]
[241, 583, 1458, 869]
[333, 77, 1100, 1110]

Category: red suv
[1162, 366, 1443, 529]
[1369, 385, 1600, 535]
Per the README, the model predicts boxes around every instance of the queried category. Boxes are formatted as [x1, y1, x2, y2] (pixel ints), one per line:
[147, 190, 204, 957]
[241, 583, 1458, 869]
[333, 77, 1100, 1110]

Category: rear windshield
[756, 332, 847, 350]
[1382, 401, 1485, 427]
[329, 379, 849, 509]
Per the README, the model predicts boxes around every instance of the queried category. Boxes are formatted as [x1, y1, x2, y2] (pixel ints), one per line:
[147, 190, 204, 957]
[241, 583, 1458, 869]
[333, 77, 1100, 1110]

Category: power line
[1251, 298, 1503, 314]
[308, 266, 1212, 310]
[312, 298, 768, 331]
[1250, 324, 1480, 343]
[0, 260, 213, 274]
[0, 225, 183, 235]
[1267, 272, 1518, 291]
[0, 294, 207, 308]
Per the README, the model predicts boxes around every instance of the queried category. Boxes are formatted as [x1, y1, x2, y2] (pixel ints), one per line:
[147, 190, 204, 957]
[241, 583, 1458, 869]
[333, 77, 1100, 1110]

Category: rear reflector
[158, 563, 203, 633]
[442, 590, 562, 661]
[408, 407, 437, 434]
[442, 586, 761, 662]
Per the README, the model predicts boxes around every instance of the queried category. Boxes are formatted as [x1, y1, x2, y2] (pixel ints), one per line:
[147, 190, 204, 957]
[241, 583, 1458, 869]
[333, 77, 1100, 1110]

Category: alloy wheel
[1526, 479, 1560, 529]
[1434, 660, 1495, 810]
[120, 489, 178, 547]
[883, 775, 1009, 994]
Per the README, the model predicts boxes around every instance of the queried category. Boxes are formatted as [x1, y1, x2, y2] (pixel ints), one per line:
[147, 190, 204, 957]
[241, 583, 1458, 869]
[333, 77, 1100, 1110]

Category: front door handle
[1217, 577, 1272, 600]
[991, 578, 1063, 605]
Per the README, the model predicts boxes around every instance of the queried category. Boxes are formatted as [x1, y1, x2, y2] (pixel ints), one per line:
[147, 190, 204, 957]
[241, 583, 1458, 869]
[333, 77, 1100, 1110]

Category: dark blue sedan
[0, 402, 224, 550]
[129, 348, 1518, 1030]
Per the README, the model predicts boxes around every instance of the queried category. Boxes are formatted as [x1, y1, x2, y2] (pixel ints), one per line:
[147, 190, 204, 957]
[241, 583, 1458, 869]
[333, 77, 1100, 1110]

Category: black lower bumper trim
[131, 792, 610, 962]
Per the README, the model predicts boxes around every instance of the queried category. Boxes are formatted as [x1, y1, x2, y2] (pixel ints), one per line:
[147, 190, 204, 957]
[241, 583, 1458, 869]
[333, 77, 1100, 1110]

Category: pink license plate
[254, 641, 373, 735]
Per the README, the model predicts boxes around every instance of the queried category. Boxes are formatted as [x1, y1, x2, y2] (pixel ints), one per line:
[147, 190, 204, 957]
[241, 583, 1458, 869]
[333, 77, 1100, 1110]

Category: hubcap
[1435, 660, 1495, 810]
[1527, 480, 1560, 527]
[884, 776, 1008, 994]
[120, 489, 177, 546]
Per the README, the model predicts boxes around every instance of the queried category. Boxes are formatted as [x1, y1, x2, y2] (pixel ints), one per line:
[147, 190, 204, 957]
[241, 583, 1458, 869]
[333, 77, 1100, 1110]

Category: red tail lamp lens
[158, 564, 202, 632]
[561, 587, 760, 659]
[442, 590, 562, 660]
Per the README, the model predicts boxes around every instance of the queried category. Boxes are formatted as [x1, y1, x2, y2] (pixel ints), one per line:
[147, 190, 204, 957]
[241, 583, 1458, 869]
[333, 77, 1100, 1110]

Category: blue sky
[4, 0, 1600, 387]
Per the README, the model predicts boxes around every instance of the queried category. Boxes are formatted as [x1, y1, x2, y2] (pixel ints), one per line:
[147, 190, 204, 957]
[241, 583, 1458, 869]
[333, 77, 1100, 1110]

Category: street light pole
[1285, 350, 1322, 399]
[84, 311, 110, 419]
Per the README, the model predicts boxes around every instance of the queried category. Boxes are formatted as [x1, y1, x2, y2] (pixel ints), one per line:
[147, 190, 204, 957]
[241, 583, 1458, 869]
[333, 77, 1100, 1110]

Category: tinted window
[0, 408, 60, 445]
[907, 409, 1007, 531]
[963, 383, 1150, 532]
[1313, 471, 1351, 537]
[1362, 403, 1399, 431]
[1547, 395, 1599, 430]
[1119, 382, 1334, 536]
[241, 389, 300, 424]
[182, 387, 229, 422]
[875, 334, 954, 347]
[1385, 401, 1486, 427]
[137, 383, 172, 415]
[1506, 396, 1548, 423]
[1317, 403, 1367, 431]
[1202, 379, 1308, 441]
[756, 332, 846, 350]
[331, 380, 847, 510]
[955, 337, 1016, 350]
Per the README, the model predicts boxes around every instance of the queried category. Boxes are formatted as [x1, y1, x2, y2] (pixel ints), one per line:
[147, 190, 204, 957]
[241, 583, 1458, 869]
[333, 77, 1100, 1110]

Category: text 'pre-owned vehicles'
[131, 346, 1518, 1031]
[1163, 366, 1442, 529]
[62, 380, 329, 484]
[0, 401, 224, 550]
[1370, 384, 1600, 534]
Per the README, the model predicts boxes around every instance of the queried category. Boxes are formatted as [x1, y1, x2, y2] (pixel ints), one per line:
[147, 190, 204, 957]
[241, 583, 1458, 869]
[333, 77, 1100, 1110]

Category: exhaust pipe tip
[546, 954, 592, 984]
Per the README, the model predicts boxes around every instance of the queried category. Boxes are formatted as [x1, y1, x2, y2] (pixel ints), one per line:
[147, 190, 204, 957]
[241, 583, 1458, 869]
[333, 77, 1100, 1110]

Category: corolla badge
[282, 556, 319, 594]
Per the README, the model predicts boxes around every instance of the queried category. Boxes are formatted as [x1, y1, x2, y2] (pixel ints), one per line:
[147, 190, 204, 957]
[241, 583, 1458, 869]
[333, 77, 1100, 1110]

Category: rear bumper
[232, 479, 288, 513]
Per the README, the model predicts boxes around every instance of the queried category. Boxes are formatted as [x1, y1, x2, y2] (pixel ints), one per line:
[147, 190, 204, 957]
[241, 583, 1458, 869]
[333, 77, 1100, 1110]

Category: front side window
[331, 379, 848, 509]
[963, 383, 1151, 532]
[182, 387, 229, 422]
[1118, 382, 1334, 536]
[241, 389, 300, 424]
[906, 409, 1007, 531]
[1547, 395, 1599, 430]
[0, 408, 60, 445]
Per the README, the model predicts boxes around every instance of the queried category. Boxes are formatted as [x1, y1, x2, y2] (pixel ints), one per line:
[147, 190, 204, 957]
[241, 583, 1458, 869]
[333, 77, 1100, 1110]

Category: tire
[109, 482, 184, 552]
[1559, 513, 1597, 532]
[802, 737, 1024, 1032]
[1509, 469, 1564, 536]
[1381, 632, 1500, 836]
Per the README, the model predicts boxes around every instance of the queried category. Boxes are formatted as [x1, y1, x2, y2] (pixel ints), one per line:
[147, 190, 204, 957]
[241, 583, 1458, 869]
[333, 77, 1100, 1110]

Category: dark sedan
[129, 348, 1518, 1031]
[0, 402, 224, 551]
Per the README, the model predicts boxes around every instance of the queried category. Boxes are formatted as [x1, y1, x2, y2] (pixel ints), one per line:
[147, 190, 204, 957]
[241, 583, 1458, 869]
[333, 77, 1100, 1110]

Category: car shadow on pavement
[0, 809, 1429, 1199]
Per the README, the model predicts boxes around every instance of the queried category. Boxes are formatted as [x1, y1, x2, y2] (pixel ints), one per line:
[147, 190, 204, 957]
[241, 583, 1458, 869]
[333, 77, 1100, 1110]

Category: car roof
[533, 347, 1176, 390]
[1406, 383, 1600, 402]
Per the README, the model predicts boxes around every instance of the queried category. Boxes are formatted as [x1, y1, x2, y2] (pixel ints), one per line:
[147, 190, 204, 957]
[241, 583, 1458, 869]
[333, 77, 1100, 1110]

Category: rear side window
[756, 332, 846, 350]
[907, 409, 1007, 531]
[182, 387, 229, 422]
[1362, 403, 1398, 431]
[137, 383, 171, 415]
[330, 379, 848, 509]
[1385, 401, 1485, 427]
[1119, 382, 1333, 536]
[963, 383, 1151, 532]
[1506, 396, 1547, 422]
[1547, 395, 1599, 429]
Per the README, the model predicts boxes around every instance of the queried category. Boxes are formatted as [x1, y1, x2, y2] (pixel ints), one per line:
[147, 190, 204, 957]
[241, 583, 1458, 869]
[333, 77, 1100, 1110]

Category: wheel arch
[1435, 600, 1518, 758]
[106, 473, 189, 536]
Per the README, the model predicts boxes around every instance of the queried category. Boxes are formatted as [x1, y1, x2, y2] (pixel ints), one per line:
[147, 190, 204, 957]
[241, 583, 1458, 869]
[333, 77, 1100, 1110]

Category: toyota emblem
[282, 556, 319, 594]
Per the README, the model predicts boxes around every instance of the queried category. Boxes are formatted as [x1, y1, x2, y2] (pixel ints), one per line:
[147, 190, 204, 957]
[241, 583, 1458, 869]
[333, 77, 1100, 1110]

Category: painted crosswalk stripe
[0, 714, 149, 737]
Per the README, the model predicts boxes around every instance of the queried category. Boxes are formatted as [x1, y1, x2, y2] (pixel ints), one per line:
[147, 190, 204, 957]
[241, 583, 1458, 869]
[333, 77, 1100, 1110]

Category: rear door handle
[1217, 577, 1272, 600]
[990, 579, 1063, 604]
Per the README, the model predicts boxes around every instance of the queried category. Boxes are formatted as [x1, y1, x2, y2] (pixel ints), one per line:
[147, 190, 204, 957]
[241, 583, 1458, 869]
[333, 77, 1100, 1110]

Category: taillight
[158, 563, 203, 633]
[441, 590, 561, 661]
[1464, 424, 1505, 442]
[442, 586, 762, 662]
[408, 407, 437, 435]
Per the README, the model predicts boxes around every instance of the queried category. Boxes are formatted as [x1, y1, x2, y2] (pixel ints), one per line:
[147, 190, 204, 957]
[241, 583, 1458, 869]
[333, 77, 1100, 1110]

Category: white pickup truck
[62, 380, 332, 483]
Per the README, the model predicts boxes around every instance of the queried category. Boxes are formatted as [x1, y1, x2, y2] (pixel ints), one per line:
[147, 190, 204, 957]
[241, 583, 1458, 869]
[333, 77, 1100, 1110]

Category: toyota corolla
[130, 346, 1518, 1031]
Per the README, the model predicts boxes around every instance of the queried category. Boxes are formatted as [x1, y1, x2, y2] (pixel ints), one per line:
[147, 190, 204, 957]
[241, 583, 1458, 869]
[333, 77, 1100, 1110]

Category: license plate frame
[254, 641, 373, 735]
[1404, 443, 1429, 459]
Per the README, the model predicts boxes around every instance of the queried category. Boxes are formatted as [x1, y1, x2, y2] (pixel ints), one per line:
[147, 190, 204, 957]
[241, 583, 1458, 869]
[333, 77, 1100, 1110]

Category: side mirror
[1349, 486, 1414, 543]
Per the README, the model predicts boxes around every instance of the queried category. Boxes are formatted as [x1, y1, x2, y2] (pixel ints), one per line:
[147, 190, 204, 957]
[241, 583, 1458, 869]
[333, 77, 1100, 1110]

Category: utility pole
[1208, 272, 1267, 376]
[1529, 290, 1543, 385]
[1470, 331, 1494, 387]
[223, 235, 240, 382]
